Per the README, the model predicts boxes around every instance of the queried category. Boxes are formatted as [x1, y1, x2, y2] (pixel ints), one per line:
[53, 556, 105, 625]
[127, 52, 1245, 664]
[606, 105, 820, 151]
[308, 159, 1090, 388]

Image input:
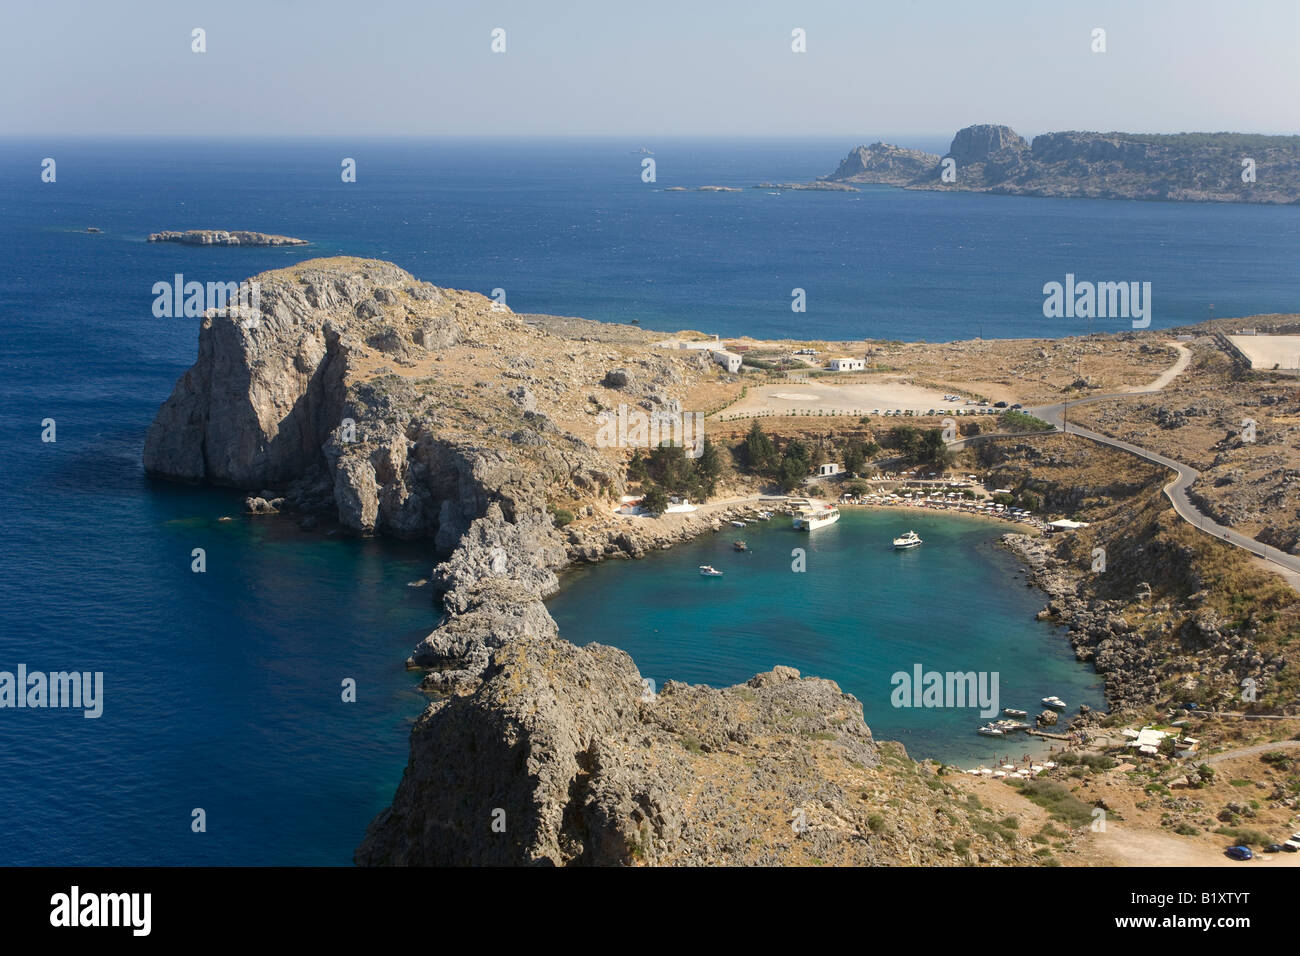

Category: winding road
[1025, 343, 1300, 583]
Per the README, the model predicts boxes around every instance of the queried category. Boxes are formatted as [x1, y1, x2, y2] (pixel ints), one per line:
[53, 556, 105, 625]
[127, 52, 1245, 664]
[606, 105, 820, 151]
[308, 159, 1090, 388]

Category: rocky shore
[147, 229, 309, 246]
[143, 255, 1061, 866]
[823, 124, 1300, 205]
[1000, 530, 1280, 715]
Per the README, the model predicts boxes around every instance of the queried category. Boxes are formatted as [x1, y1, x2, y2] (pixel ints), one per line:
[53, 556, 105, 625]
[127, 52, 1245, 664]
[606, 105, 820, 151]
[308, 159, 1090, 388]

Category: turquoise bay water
[548, 510, 1103, 766]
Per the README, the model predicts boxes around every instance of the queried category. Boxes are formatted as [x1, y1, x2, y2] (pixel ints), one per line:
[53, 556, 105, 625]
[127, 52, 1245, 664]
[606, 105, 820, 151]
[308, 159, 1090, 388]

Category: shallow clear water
[548, 510, 1104, 766]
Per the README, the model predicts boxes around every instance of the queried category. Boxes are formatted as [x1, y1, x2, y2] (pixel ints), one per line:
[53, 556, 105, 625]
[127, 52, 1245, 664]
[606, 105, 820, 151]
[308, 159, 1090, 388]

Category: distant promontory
[821, 124, 1300, 204]
[148, 229, 308, 246]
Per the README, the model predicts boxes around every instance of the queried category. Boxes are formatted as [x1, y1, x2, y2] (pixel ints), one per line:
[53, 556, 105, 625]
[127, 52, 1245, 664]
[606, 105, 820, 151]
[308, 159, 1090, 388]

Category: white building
[818, 463, 843, 477]
[712, 350, 742, 373]
[655, 336, 719, 350]
[1047, 519, 1090, 532]
[828, 357, 865, 372]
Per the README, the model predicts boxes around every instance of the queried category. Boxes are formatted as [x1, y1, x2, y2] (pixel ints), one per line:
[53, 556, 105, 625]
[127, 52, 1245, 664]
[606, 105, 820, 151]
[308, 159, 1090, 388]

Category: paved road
[948, 343, 1300, 582]
[1027, 349, 1300, 579]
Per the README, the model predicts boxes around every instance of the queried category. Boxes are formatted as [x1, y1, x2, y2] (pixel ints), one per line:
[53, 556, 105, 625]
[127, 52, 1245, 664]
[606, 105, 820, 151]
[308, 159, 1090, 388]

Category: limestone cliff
[822, 142, 941, 185]
[145, 256, 1040, 866]
[825, 124, 1300, 204]
[143, 257, 654, 542]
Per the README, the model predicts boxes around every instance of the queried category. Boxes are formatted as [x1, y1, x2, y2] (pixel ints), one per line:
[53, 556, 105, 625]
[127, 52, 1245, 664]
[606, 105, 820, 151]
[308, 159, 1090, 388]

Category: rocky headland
[141, 255, 1062, 866]
[148, 229, 309, 246]
[822, 124, 1300, 204]
[144, 256, 1300, 864]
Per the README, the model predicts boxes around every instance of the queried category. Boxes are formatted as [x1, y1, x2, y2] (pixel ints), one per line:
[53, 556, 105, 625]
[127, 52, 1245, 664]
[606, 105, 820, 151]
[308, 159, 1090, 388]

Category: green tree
[743, 420, 776, 473]
[843, 440, 868, 476]
[627, 449, 648, 482]
[641, 486, 668, 516]
[695, 437, 722, 498]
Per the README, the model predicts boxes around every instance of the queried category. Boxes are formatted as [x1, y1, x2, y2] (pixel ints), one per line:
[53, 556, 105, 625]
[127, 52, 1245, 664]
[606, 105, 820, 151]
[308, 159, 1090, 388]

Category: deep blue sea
[0, 138, 1296, 864]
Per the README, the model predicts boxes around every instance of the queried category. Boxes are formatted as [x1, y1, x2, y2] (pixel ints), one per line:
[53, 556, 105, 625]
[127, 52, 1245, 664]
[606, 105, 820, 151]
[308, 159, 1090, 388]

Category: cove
[547, 508, 1104, 766]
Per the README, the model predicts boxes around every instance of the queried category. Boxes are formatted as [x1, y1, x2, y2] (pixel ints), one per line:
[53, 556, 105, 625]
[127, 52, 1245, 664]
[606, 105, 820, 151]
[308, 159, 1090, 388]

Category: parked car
[993, 401, 1008, 408]
[1264, 844, 1284, 853]
[1283, 840, 1300, 852]
[1225, 846, 1253, 861]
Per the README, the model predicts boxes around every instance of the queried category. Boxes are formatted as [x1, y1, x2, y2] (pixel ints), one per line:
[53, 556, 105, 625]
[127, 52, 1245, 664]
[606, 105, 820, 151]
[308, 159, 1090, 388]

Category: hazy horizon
[3, 0, 1296, 138]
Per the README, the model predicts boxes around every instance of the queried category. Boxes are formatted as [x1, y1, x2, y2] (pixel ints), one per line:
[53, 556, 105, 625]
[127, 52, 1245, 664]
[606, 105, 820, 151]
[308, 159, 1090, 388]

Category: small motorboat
[757, 511, 773, 520]
[1003, 708, 1028, 718]
[977, 724, 1006, 737]
[730, 520, 747, 528]
[1042, 695, 1067, 709]
[733, 540, 747, 552]
[698, 565, 724, 577]
[892, 530, 923, 550]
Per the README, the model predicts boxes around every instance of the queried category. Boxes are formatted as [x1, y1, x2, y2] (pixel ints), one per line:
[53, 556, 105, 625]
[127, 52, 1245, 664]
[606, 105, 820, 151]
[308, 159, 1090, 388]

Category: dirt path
[1202, 739, 1300, 766]
[1126, 341, 1192, 393]
[1086, 826, 1300, 867]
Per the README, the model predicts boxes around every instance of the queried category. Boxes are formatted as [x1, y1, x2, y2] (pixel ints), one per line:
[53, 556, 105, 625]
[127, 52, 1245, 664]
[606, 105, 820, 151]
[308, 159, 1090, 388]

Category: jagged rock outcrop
[825, 125, 1300, 204]
[143, 257, 623, 541]
[145, 256, 1058, 866]
[822, 142, 940, 185]
[355, 481, 1041, 866]
[144, 259, 433, 488]
[362, 638, 881, 865]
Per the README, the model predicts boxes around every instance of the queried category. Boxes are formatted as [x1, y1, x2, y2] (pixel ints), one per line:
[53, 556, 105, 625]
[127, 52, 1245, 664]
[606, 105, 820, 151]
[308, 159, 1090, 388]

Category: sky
[1, 0, 1297, 140]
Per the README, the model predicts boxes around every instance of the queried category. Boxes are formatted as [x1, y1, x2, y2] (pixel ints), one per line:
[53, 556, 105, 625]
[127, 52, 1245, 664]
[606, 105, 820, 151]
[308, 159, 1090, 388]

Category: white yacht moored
[698, 565, 724, 577]
[1041, 695, 1067, 709]
[892, 530, 923, 549]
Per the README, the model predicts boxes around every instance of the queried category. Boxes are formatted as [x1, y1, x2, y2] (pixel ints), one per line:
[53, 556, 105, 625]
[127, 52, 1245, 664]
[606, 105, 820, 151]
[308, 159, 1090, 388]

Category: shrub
[1010, 780, 1096, 828]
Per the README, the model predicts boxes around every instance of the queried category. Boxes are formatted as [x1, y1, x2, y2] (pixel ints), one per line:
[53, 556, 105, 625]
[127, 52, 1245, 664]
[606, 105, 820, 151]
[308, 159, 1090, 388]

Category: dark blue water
[0, 139, 1293, 864]
[548, 510, 1103, 767]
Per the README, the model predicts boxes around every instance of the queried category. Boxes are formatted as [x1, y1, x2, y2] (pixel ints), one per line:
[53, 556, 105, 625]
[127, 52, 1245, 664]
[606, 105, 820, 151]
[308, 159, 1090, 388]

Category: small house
[828, 357, 865, 372]
[712, 350, 742, 373]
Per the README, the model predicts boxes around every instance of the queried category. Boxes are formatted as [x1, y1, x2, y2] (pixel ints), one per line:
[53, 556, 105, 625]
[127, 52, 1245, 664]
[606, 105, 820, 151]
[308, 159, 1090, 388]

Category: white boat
[792, 503, 840, 531]
[757, 511, 773, 520]
[1042, 695, 1067, 709]
[977, 724, 1006, 737]
[730, 520, 747, 528]
[892, 530, 923, 549]
[698, 565, 723, 577]
[1003, 708, 1028, 718]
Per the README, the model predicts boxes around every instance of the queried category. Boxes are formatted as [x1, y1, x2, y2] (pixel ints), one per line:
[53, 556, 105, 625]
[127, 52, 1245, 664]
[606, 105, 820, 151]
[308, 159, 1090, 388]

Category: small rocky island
[148, 229, 308, 246]
[820, 124, 1300, 204]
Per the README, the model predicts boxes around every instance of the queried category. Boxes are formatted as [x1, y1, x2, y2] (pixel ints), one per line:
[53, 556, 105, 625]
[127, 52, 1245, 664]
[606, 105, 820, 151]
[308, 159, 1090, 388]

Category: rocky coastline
[143, 255, 1070, 865]
[999, 530, 1281, 717]
[822, 124, 1300, 205]
[146, 254, 1293, 865]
